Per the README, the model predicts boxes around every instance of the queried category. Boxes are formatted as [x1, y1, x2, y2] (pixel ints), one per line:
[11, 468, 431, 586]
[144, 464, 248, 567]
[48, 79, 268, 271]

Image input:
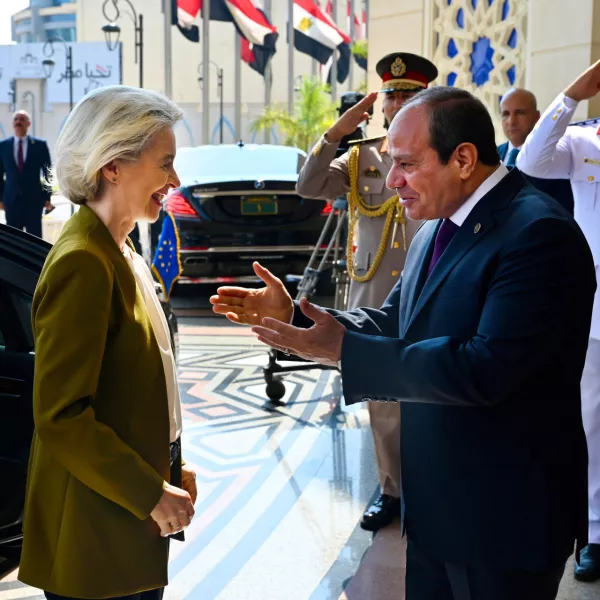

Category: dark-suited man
[499, 88, 574, 214]
[210, 87, 595, 599]
[0, 110, 53, 238]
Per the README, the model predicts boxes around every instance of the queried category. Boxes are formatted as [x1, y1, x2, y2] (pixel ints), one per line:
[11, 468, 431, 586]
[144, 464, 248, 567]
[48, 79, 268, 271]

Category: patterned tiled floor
[162, 326, 379, 600]
[2, 323, 600, 599]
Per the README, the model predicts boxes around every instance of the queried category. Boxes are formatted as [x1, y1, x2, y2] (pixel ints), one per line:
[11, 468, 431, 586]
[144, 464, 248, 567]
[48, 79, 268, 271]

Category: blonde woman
[18, 86, 196, 600]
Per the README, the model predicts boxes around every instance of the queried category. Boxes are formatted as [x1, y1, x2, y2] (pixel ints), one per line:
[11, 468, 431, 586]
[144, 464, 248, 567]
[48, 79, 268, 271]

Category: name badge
[584, 157, 600, 166]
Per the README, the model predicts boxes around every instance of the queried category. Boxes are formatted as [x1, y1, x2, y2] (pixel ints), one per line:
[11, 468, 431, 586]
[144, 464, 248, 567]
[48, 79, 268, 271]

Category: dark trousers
[406, 538, 565, 600]
[45, 590, 163, 600]
[5, 197, 43, 238]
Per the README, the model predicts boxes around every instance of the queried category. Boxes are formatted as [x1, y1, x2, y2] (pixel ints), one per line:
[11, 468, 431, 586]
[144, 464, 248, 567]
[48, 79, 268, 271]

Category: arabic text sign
[0, 42, 121, 105]
[46, 42, 121, 104]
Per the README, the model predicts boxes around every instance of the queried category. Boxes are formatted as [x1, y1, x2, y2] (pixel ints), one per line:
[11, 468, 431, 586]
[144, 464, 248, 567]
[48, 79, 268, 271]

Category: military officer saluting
[517, 60, 600, 583]
[296, 52, 438, 532]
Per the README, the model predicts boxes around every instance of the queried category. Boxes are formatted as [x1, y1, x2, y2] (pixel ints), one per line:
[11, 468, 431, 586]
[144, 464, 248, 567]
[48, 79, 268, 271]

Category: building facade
[12, 0, 77, 44]
[3, 0, 367, 154]
[6, 0, 600, 153]
[367, 0, 600, 139]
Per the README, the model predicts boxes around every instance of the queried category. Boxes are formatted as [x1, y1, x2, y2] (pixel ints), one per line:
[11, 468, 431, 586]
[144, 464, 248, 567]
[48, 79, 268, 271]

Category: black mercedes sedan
[0, 224, 178, 558]
[162, 142, 332, 286]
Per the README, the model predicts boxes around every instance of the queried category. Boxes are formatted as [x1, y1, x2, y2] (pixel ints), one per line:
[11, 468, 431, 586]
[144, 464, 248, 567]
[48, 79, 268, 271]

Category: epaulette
[347, 135, 386, 145]
[569, 117, 600, 127]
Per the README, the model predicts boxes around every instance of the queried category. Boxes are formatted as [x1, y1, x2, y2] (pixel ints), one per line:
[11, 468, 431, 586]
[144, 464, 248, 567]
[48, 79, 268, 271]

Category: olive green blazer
[19, 206, 177, 598]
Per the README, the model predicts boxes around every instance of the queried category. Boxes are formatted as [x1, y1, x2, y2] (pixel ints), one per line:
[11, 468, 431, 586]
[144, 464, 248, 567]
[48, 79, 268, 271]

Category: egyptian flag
[171, 0, 278, 76]
[240, 36, 275, 76]
[204, 0, 237, 21]
[221, 0, 278, 76]
[292, 0, 351, 83]
[171, 0, 233, 40]
[346, 2, 362, 40]
[324, 1, 367, 73]
[172, 0, 200, 42]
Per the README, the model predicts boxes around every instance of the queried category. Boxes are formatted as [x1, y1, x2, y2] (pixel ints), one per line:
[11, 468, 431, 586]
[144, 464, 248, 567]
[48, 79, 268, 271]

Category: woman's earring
[113, 178, 117, 183]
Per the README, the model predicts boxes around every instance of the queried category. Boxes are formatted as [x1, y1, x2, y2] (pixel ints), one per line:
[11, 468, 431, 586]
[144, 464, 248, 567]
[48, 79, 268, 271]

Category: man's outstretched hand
[251, 297, 346, 367]
[210, 262, 294, 326]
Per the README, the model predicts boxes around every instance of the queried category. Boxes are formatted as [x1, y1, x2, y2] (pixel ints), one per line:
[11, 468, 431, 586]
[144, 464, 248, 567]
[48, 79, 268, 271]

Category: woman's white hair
[53, 85, 183, 205]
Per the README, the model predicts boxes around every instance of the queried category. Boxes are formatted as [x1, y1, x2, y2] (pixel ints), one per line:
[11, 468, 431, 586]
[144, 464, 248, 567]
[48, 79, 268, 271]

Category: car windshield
[173, 145, 305, 185]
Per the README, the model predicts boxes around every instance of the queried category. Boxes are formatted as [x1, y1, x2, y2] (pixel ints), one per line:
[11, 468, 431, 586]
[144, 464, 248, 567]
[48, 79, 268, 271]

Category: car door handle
[0, 376, 25, 398]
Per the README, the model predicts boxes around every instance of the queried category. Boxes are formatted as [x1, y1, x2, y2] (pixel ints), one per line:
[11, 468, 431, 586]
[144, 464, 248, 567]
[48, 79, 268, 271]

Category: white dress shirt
[449, 163, 509, 226]
[123, 245, 183, 442]
[13, 135, 28, 164]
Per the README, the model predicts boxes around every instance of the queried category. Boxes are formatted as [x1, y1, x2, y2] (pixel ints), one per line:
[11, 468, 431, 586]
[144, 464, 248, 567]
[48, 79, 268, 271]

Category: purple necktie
[17, 139, 24, 172]
[427, 219, 460, 277]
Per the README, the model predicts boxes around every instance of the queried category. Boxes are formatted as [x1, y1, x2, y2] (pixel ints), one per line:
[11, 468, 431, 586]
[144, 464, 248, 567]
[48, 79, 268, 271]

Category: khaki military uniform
[296, 133, 422, 498]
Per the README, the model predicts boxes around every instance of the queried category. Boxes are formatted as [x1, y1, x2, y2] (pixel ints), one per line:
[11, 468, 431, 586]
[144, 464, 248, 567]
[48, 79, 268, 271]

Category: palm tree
[351, 40, 368, 63]
[250, 77, 337, 152]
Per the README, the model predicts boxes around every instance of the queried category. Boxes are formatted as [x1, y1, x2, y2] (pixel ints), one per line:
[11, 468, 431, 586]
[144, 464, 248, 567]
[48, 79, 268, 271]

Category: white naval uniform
[517, 92, 600, 543]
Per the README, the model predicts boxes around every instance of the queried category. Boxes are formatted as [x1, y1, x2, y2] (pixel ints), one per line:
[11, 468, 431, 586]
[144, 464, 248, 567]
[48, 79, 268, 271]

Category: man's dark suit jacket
[498, 141, 574, 214]
[294, 169, 594, 573]
[0, 136, 52, 211]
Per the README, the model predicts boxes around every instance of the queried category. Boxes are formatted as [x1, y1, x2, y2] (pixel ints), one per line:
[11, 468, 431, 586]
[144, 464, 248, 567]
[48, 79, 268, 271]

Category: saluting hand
[565, 60, 600, 102]
[210, 262, 293, 326]
[326, 92, 378, 143]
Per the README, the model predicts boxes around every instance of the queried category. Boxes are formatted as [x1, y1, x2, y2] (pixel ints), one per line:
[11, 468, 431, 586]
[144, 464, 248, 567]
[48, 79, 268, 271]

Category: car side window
[9, 287, 34, 350]
[0, 283, 34, 352]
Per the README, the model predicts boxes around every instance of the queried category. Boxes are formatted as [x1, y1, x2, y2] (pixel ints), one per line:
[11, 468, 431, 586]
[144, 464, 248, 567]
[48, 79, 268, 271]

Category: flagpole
[235, 31, 242, 140]
[349, 0, 355, 90]
[288, 0, 294, 114]
[163, 0, 172, 97]
[265, 0, 272, 143]
[364, 0, 368, 89]
[202, 0, 211, 145]
[312, 2, 318, 77]
[331, 0, 337, 103]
